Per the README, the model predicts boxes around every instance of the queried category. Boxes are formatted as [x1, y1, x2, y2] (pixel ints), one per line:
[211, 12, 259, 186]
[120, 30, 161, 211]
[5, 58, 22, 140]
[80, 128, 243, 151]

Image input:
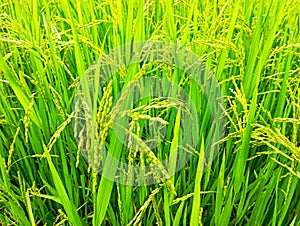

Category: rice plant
[0, 0, 299, 225]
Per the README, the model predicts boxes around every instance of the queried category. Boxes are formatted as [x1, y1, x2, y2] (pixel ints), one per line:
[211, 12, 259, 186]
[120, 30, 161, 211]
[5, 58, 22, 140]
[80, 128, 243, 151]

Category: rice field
[0, 0, 300, 225]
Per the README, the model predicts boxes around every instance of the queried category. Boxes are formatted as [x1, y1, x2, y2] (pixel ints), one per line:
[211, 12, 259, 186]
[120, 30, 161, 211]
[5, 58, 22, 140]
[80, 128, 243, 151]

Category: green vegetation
[0, 0, 299, 225]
